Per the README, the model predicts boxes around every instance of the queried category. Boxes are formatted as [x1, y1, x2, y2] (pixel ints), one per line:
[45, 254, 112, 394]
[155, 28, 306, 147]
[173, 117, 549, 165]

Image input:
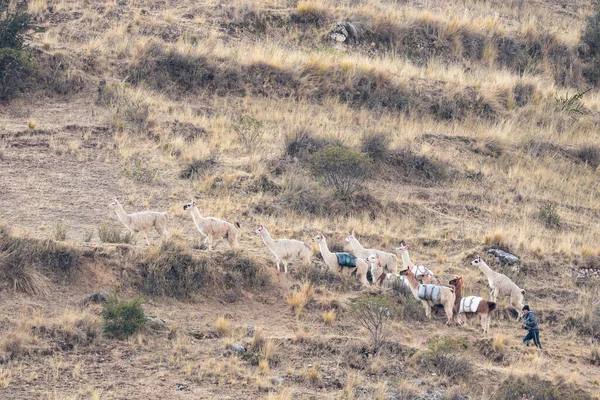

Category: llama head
[312, 232, 324, 243]
[394, 243, 410, 254]
[344, 229, 356, 243]
[449, 277, 464, 287]
[366, 253, 377, 265]
[399, 267, 413, 277]
[255, 224, 266, 235]
[183, 200, 197, 211]
[108, 199, 121, 210]
[471, 255, 483, 267]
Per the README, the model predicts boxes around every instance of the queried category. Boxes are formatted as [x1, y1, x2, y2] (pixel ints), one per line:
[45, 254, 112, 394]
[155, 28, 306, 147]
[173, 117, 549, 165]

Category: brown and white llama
[183, 200, 240, 251]
[448, 277, 496, 335]
[108, 199, 169, 246]
[312, 233, 370, 287]
[471, 255, 525, 321]
[367, 254, 409, 288]
[393, 243, 441, 285]
[255, 224, 312, 273]
[399, 266, 455, 324]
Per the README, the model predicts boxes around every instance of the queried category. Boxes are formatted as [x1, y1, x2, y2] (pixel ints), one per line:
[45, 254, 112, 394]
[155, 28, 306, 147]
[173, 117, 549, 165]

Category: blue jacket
[523, 311, 539, 331]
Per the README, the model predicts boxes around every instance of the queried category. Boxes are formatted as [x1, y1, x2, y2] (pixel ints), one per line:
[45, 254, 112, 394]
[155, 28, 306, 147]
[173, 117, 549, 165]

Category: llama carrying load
[459, 296, 483, 314]
[418, 284, 442, 303]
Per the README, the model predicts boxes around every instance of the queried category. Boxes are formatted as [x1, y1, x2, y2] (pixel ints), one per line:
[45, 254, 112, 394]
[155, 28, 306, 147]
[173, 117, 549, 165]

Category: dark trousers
[523, 330, 542, 348]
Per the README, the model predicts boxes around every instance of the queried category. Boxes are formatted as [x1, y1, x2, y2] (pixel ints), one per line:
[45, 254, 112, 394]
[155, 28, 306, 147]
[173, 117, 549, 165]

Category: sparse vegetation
[494, 374, 593, 400]
[350, 296, 390, 350]
[102, 294, 146, 340]
[232, 116, 263, 154]
[53, 222, 67, 241]
[322, 310, 336, 325]
[308, 146, 373, 199]
[538, 202, 561, 229]
[179, 154, 217, 180]
[98, 223, 134, 244]
[419, 337, 471, 382]
[215, 316, 231, 337]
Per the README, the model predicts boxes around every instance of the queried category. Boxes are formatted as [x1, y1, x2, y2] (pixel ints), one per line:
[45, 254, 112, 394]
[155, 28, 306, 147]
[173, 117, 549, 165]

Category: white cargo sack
[459, 296, 482, 314]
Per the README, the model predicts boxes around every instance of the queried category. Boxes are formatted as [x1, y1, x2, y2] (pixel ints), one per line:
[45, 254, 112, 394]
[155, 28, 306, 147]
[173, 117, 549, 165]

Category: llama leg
[143, 232, 151, 246]
[445, 304, 454, 325]
[276, 259, 281, 272]
[207, 235, 213, 251]
[283, 261, 288, 274]
[423, 301, 431, 319]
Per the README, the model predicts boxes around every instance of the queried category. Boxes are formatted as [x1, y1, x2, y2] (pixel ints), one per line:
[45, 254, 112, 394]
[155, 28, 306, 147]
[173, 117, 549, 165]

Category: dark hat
[522, 305, 530, 311]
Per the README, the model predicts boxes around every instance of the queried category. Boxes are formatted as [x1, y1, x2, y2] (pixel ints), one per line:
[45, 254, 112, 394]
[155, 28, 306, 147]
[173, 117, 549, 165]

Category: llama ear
[351, 228, 355, 236]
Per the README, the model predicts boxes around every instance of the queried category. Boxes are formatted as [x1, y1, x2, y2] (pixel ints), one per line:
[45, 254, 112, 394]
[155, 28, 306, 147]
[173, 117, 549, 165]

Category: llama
[367, 253, 409, 288]
[108, 199, 169, 246]
[471, 255, 525, 321]
[399, 265, 455, 324]
[255, 224, 312, 273]
[345, 230, 399, 275]
[449, 277, 496, 335]
[183, 200, 240, 251]
[312, 233, 370, 287]
[393, 244, 441, 285]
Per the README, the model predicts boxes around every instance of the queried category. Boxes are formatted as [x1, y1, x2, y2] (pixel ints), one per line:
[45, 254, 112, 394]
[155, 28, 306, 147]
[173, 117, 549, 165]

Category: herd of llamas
[108, 199, 527, 335]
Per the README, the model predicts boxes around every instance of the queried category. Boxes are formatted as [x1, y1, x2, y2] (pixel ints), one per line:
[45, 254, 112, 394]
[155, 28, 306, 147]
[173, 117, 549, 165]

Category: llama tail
[488, 302, 497, 312]
[234, 221, 241, 229]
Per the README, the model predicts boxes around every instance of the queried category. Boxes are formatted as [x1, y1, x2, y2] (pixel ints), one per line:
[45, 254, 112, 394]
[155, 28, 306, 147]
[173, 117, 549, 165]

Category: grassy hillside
[1, 0, 600, 399]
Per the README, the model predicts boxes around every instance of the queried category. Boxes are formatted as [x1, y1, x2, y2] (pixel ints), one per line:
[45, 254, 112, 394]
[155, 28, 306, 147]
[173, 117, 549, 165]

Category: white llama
[108, 199, 169, 246]
[393, 243, 440, 285]
[183, 200, 240, 251]
[345, 230, 399, 275]
[255, 224, 312, 273]
[367, 253, 409, 288]
[312, 233, 370, 287]
[471, 255, 525, 321]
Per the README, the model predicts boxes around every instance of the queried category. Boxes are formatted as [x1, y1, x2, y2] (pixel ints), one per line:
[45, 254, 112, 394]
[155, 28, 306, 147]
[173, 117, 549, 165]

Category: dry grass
[492, 333, 511, 352]
[321, 310, 336, 325]
[27, 120, 37, 131]
[215, 316, 231, 337]
[305, 366, 322, 384]
[286, 282, 315, 319]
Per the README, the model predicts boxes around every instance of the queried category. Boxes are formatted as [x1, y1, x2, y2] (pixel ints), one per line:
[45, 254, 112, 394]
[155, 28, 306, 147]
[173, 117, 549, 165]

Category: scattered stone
[487, 248, 520, 266]
[147, 316, 165, 325]
[176, 384, 188, 391]
[231, 344, 247, 354]
[272, 376, 284, 384]
[246, 325, 255, 338]
[79, 291, 110, 306]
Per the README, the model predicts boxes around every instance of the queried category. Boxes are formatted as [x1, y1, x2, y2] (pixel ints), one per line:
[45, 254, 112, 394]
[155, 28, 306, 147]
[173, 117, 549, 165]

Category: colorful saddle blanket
[336, 253, 357, 268]
[459, 296, 482, 314]
[418, 284, 441, 303]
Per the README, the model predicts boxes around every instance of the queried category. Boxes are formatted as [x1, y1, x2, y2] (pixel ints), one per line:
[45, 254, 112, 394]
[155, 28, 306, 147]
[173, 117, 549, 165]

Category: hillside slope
[1, 0, 600, 399]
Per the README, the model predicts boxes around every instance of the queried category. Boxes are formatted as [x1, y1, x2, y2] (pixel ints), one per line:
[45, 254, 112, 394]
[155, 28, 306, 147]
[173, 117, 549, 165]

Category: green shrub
[98, 223, 134, 244]
[493, 374, 593, 400]
[0, 47, 36, 100]
[0, 2, 41, 50]
[308, 146, 373, 199]
[102, 294, 146, 339]
[581, 10, 600, 58]
[538, 202, 561, 229]
[390, 279, 426, 321]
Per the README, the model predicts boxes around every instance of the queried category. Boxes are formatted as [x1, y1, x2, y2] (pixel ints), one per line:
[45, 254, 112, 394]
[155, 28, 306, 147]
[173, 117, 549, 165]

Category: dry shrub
[0, 327, 31, 361]
[98, 223, 134, 244]
[390, 280, 426, 321]
[286, 282, 314, 319]
[360, 132, 391, 162]
[322, 310, 336, 325]
[277, 171, 342, 217]
[350, 295, 390, 351]
[492, 333, 510, 352]
[494, 374, 593, 400]
[283, 129, 338, 161]
[387, 148, 447, 184]
[267, 388, 294, 400]
[418, 337, 471, 382]
[0, 225, 79, 293]
[215, 316, 231, 337]
[575, 145, 600, 169]
[179, 154, 217, 180]
[305, 366, 322, 384]
[483, 231, 510, 249]
[294, 2, 331, 27]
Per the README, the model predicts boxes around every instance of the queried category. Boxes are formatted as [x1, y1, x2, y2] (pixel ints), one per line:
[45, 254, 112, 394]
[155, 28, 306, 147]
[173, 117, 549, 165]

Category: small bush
[179, 154, 217, 180]
[360, 132, 390, 162]
[388, 148, 447, 184]
[0, 47, 36, 100]
[0, 2, 41, 50]
[53, 222, 67, 241]
[283, 129, 336, 161]
[102, 295, 146, 340]
[294, 2, 331, 27]
[138, 241, 209, 298]
[98, 223, 134, 244]
[82, 230, 93, 243]
[581, 10, 600, 58]
[538, 202, 561, 229]
[322, 310, 336, 325]
[286, 282, 315, 319]
[122, 157, 158, 184]
[575, 145, 600, 169]
[215, 316, 231, 337]
[493, 374, 593, 400]
[483, 231, 510, 249]
[305, 366, 322, 384]
[223, 250, 271, 292]
[278, 172, 342, 217]
[308, 146, 373, 199]
[350, 296, 390, 350]
[232, 116, 263, 154]
[419, 337, 471, 382]
[390, 280, 426, 321]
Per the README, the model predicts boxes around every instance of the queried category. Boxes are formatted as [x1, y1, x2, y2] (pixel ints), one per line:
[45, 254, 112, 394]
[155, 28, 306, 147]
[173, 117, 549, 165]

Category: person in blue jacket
[522, 305, 542, 349]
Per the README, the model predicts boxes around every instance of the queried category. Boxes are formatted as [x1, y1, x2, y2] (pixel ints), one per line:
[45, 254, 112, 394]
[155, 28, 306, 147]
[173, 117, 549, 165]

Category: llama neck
[318, 239, 337, 267]
[114, 207, 131, 227]
[404, 272, 420, 297]
[349, 237, 365, 253]
[260, 229, 277, 250]
[477, 261, 497, 279]
[191, 207, 205, 226]
[453, 284, 463, 307]
[402, 251, 415, 268]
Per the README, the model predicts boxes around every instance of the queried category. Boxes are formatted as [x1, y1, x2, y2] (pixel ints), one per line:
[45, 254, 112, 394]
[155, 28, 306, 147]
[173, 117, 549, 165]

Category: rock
[147, 316, 165, 325]
[231, 344, 247, 354]
[487, 248, 520, 266]
[272, 376, 284, 384]
[176, 384, 188, 391]
[246, 325, 255, 338]
[80, 291, 110, 305]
